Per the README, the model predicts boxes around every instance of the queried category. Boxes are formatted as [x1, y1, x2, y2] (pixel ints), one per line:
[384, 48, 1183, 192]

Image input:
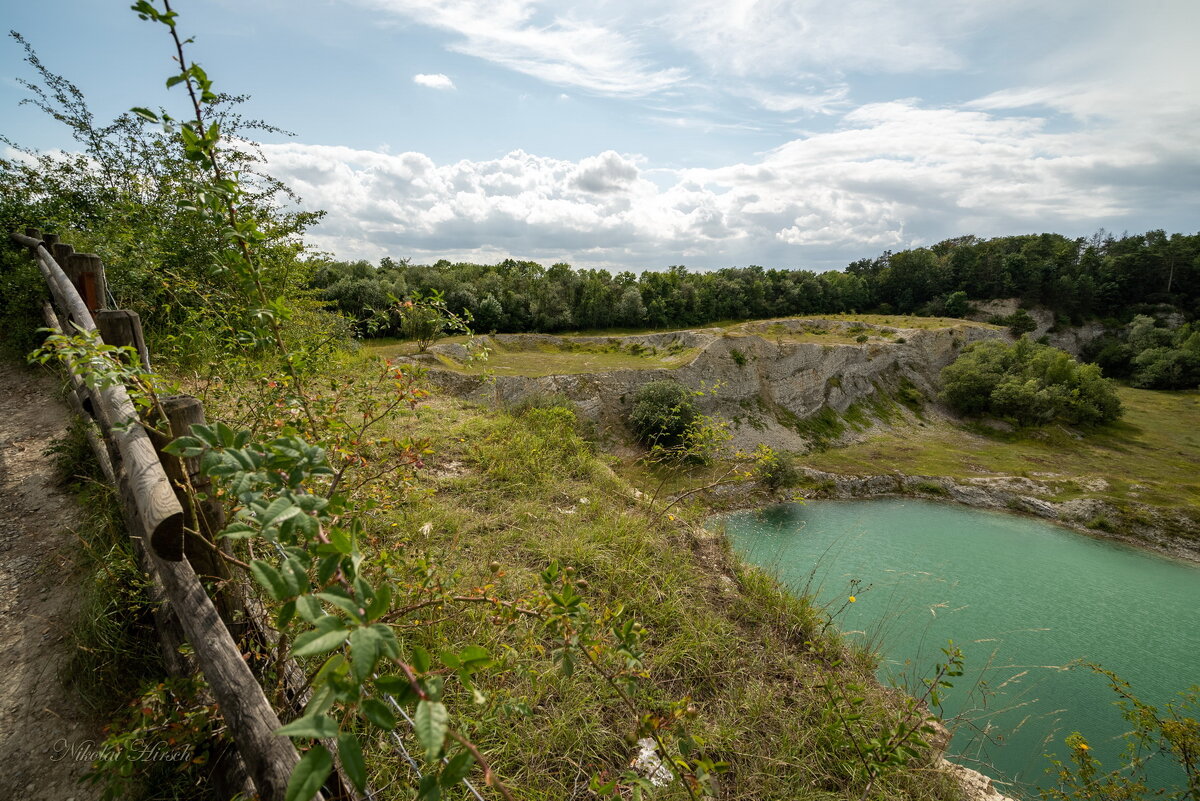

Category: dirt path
[0, 358, 104, 800]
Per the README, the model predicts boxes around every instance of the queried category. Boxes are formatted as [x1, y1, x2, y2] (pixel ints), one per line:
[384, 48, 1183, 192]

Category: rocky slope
[416, 317, 1006, 452]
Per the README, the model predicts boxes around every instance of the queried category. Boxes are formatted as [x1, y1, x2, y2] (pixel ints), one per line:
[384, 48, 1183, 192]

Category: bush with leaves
[629, 380, 699, 449]
[1041, 665, 1199, 801]
[754, 445, 802, 491]
[940, 338, 1122, 426]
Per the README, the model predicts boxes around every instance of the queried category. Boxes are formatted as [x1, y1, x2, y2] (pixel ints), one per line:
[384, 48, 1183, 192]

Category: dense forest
[314, 230, 1200, 337]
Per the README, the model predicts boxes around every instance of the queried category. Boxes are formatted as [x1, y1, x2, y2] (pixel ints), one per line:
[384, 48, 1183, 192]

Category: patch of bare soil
[0, 359, 103, 800]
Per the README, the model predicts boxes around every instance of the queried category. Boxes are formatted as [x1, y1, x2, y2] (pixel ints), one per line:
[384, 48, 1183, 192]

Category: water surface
[720, 499, 1200, 796]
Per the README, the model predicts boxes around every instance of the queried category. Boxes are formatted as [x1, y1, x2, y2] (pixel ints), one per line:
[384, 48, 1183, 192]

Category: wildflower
[631, 738, 674, 787]
[848, 596, 856, 603]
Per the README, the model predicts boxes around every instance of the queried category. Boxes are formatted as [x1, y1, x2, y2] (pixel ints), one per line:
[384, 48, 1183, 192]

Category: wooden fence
[10, 230, 348, 801]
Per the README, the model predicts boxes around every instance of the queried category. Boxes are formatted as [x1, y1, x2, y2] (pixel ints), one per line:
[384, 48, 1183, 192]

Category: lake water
[718, 499, 1200, 797]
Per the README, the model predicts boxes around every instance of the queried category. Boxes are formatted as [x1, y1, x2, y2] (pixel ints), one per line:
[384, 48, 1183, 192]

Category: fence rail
[12, 230, 323, 801]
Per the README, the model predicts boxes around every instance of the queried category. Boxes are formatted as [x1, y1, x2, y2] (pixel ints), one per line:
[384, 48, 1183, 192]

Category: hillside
[381, 316, 1200, 562]
[379, 315, 1005, 453]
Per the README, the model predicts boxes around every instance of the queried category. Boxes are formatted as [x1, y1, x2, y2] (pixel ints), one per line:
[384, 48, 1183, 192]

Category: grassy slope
[370, 337, 699, 376]
[365, 314, 999, 375]
[224, 366, 963, 801]
[803, 387, 1200, 541]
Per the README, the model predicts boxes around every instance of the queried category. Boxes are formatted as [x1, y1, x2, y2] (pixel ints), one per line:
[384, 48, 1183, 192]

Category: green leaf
[411, 646, 431, 674]
[361, 697, 396, 730]
[375, 674, 419, 705]
[349, 626, 384, 682]
[417, 773, 441, 801]
[337, 732, 367, 791]
[277, 600, 296, 628]
[458, 646, 491, 669]
[250, 560, 292, 601]
[315, 592, 364, 623]
[218, 522, 255, 540]
[162, 435, 201, 456]
[261, 496, 301, 529]
[328, 526, 353, 555]
[275, 713, 339, 739]
[283, 556, 309, 596]
[285, 744, 333, 801]
[414, 700, 448, 758]
[296, 595, 323, 624]
[292, 624, 348, 658]
[439, 750, 476, 787]
[364, 582, 392, 622]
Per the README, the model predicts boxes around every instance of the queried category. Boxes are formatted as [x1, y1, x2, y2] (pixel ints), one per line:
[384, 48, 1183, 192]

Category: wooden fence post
[96, 308, 152, 371]
[51, 241, 75, 270]
[67, 252, 108, 314]
[149, 395, 237, 614]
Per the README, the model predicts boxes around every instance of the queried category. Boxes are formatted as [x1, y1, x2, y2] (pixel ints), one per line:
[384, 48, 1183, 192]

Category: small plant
[729, 348, 748, 367]
[856, 334, 869, 343]
[1041, 665, 1199, 801]
[822, 641, 964, 800]
[394, 289, 471, 353]
[754, 445, 802, 491]
[628, 380, 699, 449]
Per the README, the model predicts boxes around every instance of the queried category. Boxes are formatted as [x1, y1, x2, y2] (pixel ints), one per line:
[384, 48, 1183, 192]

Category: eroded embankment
[708, 468, 1200, 565]
[415, 318, 1005, 452]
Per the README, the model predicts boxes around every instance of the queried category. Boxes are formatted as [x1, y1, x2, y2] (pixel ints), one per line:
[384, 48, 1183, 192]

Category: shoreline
[702, 467, 1200, 566]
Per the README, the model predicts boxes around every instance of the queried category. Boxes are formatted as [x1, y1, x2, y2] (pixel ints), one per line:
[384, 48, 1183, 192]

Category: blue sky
[2, 0, 1198, 271]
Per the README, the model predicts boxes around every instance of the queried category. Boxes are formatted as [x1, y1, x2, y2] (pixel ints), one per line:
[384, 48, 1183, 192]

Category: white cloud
[357, 0, 685, 95]
[263, 90, 1198, 268]
[413, 73, 456, 90]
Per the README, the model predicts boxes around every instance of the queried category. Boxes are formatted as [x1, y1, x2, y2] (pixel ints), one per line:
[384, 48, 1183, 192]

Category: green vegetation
[1085, 315, 1200, 390]
[5, 4, 1196, 800]
[629, 380, 699, 449]
[1041, 666, 1199, 801]
[940, 338, 1122, 426]
[371, 335, 699, 376]
[804, 386, 1200, 542]
[302, 230, 1199, 341]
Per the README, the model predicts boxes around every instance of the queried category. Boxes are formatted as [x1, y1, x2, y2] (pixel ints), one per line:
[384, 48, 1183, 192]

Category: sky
[2, 0, 1198, 272]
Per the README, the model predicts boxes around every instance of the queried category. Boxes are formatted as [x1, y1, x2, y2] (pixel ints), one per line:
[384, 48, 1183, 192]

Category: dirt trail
[0, 358, 103, 800]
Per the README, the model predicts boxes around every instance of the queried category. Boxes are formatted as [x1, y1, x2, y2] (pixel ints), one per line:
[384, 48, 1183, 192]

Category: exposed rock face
[784, 468, 1200, 563]
[941, 760, 1021, 801]
[967, 299, 1107, 356]
[417, 319, 1006, 452]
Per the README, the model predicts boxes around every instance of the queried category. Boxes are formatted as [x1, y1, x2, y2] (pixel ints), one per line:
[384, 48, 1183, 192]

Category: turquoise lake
[718, 499, 1200, 797]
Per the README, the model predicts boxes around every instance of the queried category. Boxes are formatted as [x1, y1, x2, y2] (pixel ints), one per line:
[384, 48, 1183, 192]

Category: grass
[368, 335, 700, 376]
[45, 416, 228, 801]
[368, 396, 967, 800]
[364, 312, 1002, 370]
[802, 387, 1200, 540]
[192, 363, 967, 801]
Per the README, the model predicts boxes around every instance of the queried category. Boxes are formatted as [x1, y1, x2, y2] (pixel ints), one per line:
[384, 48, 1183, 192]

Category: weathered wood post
[51, 241, 75, 271]
[67, 252, 108, 314]
[149, 395, 238, 619]
[96, 308, 152, 371]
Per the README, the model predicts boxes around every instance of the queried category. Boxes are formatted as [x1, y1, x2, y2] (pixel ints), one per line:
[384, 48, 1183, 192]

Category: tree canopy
[940, 339, 1123, 427]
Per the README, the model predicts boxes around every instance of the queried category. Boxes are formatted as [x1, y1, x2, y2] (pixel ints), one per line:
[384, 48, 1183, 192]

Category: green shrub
[0, 244, 48, 358]
[756, 447, 803, 490]
[730, 348, 748, 366]
[940, 339, 1122, 426]
[628, 380, 698, 448]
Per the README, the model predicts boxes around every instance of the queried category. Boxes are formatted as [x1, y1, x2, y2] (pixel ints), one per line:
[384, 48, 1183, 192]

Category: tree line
[313, 230, 1200, 338]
